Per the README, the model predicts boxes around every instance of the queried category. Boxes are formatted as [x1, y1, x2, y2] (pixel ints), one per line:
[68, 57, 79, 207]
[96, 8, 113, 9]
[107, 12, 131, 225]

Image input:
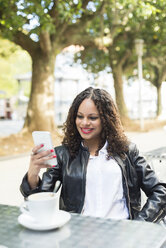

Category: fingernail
[50, 149, 54, 152]
[41, 144, 44, 147]
[53, 155, 57, 158]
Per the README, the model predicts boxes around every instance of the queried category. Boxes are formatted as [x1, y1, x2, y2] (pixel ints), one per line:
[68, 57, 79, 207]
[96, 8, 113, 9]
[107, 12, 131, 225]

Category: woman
[20, 87, 166, 222]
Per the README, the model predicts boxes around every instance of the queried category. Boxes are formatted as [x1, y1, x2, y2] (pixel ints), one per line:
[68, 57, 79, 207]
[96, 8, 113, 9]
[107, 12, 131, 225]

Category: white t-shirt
[82, 142, 129, 219]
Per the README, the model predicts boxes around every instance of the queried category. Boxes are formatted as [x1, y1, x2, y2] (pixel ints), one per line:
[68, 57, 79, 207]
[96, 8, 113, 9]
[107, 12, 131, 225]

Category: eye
[89, 116, 98, 120]
[77, 115, 83, 119]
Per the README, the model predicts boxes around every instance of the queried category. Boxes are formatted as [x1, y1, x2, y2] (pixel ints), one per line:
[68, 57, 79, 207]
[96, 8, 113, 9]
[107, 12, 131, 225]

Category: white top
[82, 142, 129, 219]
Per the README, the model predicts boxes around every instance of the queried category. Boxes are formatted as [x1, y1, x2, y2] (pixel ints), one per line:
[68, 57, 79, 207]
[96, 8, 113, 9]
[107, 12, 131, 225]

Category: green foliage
[0, 38, 31, 97]
[136, 1, 166, 86]
[0, 0, 104, 98]
[0, 0, 103, 41]
[0, 0, 104, 97]
[75, 0, 166, 79]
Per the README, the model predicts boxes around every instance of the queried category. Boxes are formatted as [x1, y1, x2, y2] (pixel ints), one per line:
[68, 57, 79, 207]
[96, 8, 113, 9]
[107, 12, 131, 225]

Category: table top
[0, 204, 166, 248]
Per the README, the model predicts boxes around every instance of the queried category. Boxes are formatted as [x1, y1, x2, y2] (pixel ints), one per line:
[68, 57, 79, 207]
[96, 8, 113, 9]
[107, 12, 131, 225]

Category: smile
[81, 128, 94, 134]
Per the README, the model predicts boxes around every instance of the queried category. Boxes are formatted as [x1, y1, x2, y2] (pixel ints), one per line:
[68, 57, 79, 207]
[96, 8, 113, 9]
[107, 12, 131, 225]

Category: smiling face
[75, 98, 102, 146]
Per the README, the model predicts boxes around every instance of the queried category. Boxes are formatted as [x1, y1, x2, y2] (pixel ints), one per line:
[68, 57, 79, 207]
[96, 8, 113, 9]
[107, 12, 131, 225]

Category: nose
[82, 118, 90, 126]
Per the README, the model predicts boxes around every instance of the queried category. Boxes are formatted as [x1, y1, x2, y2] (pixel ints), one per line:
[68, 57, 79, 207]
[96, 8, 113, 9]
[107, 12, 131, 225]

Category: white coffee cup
[20, 192, 59, 224]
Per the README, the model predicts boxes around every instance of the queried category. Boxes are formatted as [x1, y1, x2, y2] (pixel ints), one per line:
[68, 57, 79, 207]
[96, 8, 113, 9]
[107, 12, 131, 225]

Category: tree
[0, 0, 104, 133]
[144, 58, 166, 117]
[74, 0, 160, 122]
[140, 0, 166, 117]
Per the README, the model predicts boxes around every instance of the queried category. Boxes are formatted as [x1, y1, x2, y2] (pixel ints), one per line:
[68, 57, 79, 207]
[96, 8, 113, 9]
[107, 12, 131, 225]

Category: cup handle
[20, 202, 29, 215]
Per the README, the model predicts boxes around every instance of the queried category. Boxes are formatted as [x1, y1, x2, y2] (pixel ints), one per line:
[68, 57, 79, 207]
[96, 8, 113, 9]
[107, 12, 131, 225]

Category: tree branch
[119, 50, 131, 67]
[79, 0, 105, 27]
[160, 66, 166, 83]
[58, 1, 105, 46]
[13, 31, 38, 57]
[40, 31, 52, 53]
[81, 0, 91, 9]
[48, 0, 59, 21]
[49, 0, 92, 32]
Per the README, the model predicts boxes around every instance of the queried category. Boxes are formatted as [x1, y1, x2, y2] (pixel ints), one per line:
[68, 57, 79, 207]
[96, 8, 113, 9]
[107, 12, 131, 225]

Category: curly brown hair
[62, 87, 129, 158]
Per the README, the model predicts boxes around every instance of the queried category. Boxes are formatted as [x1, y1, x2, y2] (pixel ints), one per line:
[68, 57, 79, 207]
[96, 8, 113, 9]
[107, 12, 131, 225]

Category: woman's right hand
[27, 144, 55, 189]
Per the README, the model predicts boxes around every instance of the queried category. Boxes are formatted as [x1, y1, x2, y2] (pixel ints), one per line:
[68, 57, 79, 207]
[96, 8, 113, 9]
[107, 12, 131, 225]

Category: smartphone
[32, 131, 57, 166]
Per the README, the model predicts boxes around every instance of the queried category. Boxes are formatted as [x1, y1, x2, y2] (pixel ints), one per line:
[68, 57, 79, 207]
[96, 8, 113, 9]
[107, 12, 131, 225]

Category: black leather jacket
[20, 142, 166, 222]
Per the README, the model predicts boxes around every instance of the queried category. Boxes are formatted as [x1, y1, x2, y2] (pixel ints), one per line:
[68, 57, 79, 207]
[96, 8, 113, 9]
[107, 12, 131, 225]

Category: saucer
[18, 210, 71, 231]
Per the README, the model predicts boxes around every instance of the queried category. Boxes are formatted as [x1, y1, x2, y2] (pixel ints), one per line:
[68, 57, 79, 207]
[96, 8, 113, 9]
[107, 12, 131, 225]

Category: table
[0, 205, 166, 248]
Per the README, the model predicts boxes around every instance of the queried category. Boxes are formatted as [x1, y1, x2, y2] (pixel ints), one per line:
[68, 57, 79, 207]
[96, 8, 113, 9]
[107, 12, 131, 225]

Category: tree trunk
[156, 84, 162, 117]
[112, 66, 129, 122]
[23, 51, 57, 133]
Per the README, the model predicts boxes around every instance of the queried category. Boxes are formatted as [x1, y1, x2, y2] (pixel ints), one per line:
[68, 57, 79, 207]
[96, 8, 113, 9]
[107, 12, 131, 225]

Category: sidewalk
[0, 120, 24, 137]
[127, 128, 166, 152]
[0, 155, 30, 206]
[0, 128, 166, 207]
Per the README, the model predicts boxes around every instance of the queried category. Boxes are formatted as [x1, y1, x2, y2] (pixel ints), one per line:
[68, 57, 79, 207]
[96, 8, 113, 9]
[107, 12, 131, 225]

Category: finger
[32, 153, 55, 164]
[35, 163, 52, 169]
[32, 161, 52, 170]
[36, 154, 56, 165]
[32, 144, 44, 154]
[34, 149, 54, 159]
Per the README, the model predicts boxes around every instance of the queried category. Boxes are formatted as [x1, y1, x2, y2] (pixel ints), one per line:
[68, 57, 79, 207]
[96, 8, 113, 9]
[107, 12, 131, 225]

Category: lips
[81, 128, 94, 134]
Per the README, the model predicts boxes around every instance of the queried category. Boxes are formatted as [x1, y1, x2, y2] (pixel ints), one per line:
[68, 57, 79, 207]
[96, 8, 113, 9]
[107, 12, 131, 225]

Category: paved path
[0, 155, 29, 206]
[0, 120, 24, 137]
[0, 128, 166, 207]
[127, 128, 166, 152]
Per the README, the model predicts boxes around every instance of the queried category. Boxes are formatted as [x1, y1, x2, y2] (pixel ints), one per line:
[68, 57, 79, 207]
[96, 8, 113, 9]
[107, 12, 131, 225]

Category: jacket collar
[80, 141, 108, 155]
[98, 141, 108, 155]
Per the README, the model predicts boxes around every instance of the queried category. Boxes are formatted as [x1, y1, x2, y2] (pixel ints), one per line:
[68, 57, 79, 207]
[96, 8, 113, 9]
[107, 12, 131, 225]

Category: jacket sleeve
[20, 150, 62, 198]
[129, 143, 166, 222]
